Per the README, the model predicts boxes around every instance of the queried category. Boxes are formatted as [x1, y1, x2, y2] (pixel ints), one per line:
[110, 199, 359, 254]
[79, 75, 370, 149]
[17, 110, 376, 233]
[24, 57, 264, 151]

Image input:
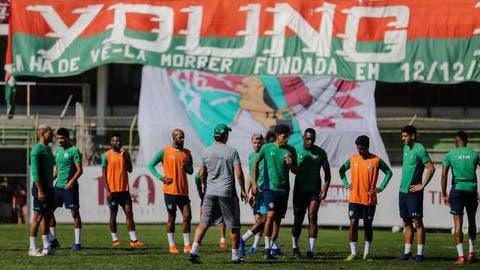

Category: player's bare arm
[234, 164, 247, 203]
[66, 162, 83, 190]
[319, 159, 331, 200]
[409, 161, 435, 192]
[440, 164, 450, 206]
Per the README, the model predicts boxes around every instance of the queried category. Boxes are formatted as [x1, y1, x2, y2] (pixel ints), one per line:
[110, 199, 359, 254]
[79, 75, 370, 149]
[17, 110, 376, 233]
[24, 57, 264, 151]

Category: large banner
[137, 66, 388, 168]
[5, 0, 480, 82]
[52, 166, 480, 229]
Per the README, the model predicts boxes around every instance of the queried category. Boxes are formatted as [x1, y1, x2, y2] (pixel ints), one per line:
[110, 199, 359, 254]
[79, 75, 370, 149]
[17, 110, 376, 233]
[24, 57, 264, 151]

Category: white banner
[137, 66, 389, 168]
[52, 167, 480, 229]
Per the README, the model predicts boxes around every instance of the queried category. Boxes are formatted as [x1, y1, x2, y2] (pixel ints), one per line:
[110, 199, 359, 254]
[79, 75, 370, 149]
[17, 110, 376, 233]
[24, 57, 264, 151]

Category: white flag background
[137, 66, 389, 167]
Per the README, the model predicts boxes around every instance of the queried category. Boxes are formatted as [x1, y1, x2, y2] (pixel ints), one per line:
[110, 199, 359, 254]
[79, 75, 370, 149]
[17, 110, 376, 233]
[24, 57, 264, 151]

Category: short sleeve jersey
[101, 149, 129, 192]
[400, 143, 431, 193]
[342, 154, 382, 205]
[30, 143, 55, 189]
[443, 147, 479, 192]
[248, 152, 265, 188]
[201, 143, 241, 197]
[55, 146, 82, 188]
[294, 145, 327, 193]
[257, 142, 297, 192]
[148, 146, 192, 196]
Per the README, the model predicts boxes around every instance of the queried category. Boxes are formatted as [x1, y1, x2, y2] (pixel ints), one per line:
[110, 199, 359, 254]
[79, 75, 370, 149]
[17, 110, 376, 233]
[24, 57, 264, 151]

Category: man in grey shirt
[188, 124, 247, 264]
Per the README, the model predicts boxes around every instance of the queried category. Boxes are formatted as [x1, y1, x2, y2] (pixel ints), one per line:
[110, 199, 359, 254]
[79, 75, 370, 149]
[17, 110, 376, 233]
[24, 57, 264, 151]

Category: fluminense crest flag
[137, 66, 389, 167]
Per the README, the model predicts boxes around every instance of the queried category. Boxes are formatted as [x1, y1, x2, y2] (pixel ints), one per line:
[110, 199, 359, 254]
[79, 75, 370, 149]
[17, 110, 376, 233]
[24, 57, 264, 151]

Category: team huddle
[27, 124, 478, 265]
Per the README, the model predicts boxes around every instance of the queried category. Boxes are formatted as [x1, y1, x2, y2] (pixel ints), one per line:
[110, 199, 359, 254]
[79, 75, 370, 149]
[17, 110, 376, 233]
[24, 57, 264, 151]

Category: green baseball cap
[214, 124, 232, 135]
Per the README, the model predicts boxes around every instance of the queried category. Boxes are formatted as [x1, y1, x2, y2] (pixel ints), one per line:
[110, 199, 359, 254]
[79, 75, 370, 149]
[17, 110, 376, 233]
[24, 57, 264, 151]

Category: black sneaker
[188, 253, 201, 264]
[263, 249, 276, 260]
[306, 251, 314, 259]
[49, 239, 61, 249]
[292, 248, 301, 259]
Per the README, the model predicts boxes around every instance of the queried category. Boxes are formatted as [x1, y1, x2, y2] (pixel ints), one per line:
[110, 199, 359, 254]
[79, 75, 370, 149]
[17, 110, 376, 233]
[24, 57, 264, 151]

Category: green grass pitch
[0, 224, 477, 269]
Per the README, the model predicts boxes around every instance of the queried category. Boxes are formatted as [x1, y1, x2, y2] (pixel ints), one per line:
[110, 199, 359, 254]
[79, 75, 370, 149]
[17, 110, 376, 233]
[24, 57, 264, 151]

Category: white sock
[265, 237, 271, 249]
[183, 233, 190, 246]
[469, 239, 475, 253]
[42, 235, 49, 249]
[111, 233, 119, 242]
[49, 227, 57, 240]
[364, 241, 370, 255]
[456, 243, 464, 257]
[129, 231, 138, 242]
[292, 236, 299, 249]
[74, 228, 81, 244]
[242, 230, 254, 241]
[167, 233, 175, 246]
[252, 233, 261, 248]
[404, 243, 412, 254]
[308, 238, 316, 252]
[232, 249, 240, 260]
[272, 241, 280, 249]
[191, 242, 200, 255]
[349, 242, 357, 256]
[29, 236, 37, 250]
[417, 244, 424, 255]
[220, 237, 226, 243]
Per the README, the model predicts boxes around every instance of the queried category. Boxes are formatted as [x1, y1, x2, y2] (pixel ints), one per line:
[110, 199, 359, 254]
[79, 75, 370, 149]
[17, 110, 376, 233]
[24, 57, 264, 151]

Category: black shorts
[108, 191, 132, 211]
[15, 204, 24, 212]
[164, 194, 190, 213]
[449, 189, 478, 216]
[399, 192, 423, 219]
[261, 189, 289, 218]
[54, 185, 79, 209]
[31, 186, 54, 212]
[252, 189, 264, 215]
[348, 203, 376, 226]
[293, 191, 320, 216]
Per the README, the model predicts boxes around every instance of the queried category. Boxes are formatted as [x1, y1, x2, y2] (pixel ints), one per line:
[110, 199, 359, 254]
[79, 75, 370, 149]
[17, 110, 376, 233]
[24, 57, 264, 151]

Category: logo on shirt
[367, 164, 372, 170]
[63, 152, 69, 158]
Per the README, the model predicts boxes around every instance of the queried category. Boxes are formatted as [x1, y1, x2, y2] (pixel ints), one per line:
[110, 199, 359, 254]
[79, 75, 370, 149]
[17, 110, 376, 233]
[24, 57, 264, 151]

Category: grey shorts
[200, 195, 240, 229]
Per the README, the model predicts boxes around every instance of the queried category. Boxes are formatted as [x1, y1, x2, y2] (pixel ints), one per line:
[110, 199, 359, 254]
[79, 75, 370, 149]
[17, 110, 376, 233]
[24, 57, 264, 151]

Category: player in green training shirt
[252, 124, 298, 259]
[28, 125, 58, 257]
[240, 133, 266, 255]
[441, 131, 479, 264]
[292, 128, 331, 259]
[397, 125, 435, 263]
[49, 128, 83, 251]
